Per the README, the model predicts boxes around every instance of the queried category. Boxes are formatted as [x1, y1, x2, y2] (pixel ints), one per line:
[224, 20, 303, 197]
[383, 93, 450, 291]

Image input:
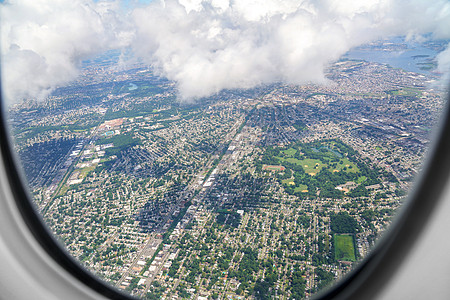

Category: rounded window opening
[1, 1, 449, 299]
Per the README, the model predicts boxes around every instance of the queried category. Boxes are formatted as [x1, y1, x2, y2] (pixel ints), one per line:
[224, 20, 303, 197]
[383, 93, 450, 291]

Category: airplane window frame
[0, 71, 449, 299]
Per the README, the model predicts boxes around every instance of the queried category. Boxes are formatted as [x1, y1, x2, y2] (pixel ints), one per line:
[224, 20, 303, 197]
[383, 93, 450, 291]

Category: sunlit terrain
[8, 36, 447, 298]
[3, 0, 450, 299]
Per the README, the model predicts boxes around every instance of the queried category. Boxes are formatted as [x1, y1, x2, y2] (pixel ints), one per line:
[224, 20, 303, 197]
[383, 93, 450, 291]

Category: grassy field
[391, 88, 421, 97]
[270, 141, 372, 196]
[279, 155, 357, 175]
[302, 159, 326, 175]
[282, 178, 295, 185]
[80, 166, 96, 177]
[282, 157, 326, 175]
[282, 148, 297, 156]
[332, 158, 359, 173]
[294, 184, 309, 193]
[357, 176, 367, 184]
[281, 157, 301, 164]
[335, 234, 356, 262]
[58, 185, 69, 197]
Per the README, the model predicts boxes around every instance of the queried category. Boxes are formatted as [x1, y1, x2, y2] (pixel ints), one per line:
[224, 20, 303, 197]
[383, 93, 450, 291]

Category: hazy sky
[1, 0, 450, 102]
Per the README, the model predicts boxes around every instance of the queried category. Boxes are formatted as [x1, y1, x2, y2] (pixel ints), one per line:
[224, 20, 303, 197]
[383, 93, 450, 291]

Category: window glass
[2, 1, 449, 299]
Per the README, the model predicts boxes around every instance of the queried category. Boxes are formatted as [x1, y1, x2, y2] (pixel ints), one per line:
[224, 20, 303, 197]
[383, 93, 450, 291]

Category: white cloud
[437, 44, 450, 87]
[1, 0, 450, 103]
[0, 0, 131, 103]
[129, 0, 450, 101]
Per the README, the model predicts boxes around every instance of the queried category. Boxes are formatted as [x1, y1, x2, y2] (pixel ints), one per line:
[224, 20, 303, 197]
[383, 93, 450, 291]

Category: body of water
[345, 37, 440, 74]
[128, 83, 138, 91]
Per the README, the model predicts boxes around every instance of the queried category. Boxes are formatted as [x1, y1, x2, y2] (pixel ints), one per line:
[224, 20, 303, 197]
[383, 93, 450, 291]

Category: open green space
[282, 148, 297, 156]
[80, 165, 96, 177]
[390, 87, 421, 97]
[282, 157, 302, 164]
[294, 184, 308, 193]
[58, 185, 69, 197]
[334, 234, 356, 261]
[278, 158, 354, 175]
[281, 158, 325, 175]
[97, 133, 141, 156]
[357, 176, 367, 184]
[258, 139, 382, 199]
[300, 158, 326, 175]
[332, 158, 359, 173]
[282, 178, 295, 185]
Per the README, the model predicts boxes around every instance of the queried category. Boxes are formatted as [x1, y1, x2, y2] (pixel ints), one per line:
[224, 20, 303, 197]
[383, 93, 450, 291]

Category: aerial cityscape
[8, 35, 447, 300]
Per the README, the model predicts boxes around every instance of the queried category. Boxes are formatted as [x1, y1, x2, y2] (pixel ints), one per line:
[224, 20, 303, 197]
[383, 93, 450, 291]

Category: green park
[258, 139, 382, 199]
[334, 234, 357, 262]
